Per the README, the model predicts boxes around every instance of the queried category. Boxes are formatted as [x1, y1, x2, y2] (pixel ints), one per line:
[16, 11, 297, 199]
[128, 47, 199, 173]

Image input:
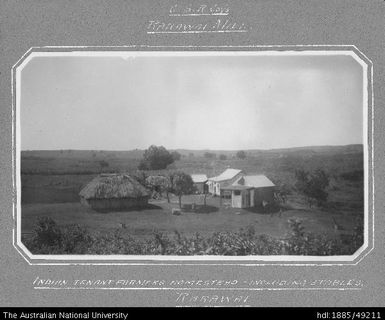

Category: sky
[19, 52, 364, 151]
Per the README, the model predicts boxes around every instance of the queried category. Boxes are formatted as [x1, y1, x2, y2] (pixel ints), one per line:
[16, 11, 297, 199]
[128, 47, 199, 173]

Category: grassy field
[21, 194, 360, 242]
[20, 145, 364, 244]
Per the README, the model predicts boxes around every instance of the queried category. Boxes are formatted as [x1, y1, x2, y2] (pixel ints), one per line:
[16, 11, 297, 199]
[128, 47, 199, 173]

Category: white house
[207, 168, 243, 196]
[222, 174, 275, 208]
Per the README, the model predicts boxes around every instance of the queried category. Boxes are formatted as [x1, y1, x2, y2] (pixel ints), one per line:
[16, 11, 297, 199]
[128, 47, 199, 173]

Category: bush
[273, 181, 292, 204]
[204, 152, 216, 159]
[99, 160, 109, 168]
[236, 150, 246, 159]
[285, 219, 339, 255]
[171, 151, 182, 161]
[31, 217, 62, 248]
[25, 217, 93, 254]
[23, 217, 363, 256]
[295, 169, 330, 207]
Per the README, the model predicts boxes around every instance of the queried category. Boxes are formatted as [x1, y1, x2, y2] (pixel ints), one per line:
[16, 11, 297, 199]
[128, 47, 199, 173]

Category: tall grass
[23, 217, 363, 256]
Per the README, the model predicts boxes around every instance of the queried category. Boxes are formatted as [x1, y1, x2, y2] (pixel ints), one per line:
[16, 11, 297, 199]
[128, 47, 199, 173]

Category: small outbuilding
[191, 174, 208, 194]
[79, 174, 150, 211]
[222, 175, 275, 209]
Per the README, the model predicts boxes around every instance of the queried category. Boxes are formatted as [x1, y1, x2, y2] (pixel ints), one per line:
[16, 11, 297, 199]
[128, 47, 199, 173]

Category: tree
[295, 169, 329, 207]
[236, 150, 246, 159]
[146, 175, 172, 202]
[219, 154, 227, 160]
[171, 151, 182, 161]
[99, 160, 109, 171]
[204, 152, 216, 159]
[132, 170, 147, 186]
[202, 184, 209, 207]
[171, 172, 195, 209]
[138, 145, 174, 170]
[273, 181, 292, 204]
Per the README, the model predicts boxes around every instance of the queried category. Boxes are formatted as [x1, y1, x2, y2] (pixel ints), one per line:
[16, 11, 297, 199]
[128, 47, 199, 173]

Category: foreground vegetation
[23, 216, 363, 256]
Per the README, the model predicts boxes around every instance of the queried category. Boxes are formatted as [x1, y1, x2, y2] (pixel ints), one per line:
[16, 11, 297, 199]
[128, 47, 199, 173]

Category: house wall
[214, 182, 221, 196]
[231, 187, 274, 209]
[253, 187, 275, 206]
[250, 189, 255, 207]
[208, 181, 221, 196]
[81, 196, 149, 211]
[208, 181, 215, 194]
[194, 182, 207, 194]
[231, 191, 243, 208]
[210, 172, 244, 196]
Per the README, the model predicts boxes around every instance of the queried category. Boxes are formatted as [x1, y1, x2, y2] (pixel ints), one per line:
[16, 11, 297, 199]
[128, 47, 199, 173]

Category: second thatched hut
[79, 174, 150, 211]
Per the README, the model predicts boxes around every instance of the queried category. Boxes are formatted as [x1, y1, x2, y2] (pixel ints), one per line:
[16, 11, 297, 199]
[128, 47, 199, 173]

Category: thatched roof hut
[79, 174, 150, 211]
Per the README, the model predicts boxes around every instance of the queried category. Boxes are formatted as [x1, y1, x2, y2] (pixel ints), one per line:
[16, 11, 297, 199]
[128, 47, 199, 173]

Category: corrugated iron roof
[191, 174, 208, 183]
[233, 175, 275, 188]
[208, 168, 242, 182]
[222, 185, 253, 191]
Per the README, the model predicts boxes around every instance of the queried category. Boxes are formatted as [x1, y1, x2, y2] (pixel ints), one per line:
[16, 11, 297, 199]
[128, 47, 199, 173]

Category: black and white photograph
[2, 0, 385, 311]
[15, 50, 369, 260]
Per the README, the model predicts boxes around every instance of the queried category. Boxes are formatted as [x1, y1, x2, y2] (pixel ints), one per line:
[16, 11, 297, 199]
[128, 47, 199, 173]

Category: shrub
[284, 218, 354, 255]
[171, 151, 182, 161]
[145, 175, 172, 201]
[236, 150, 246, 159]
[25, 217, 93, 254]
[31, 217, 62, 248]
[295, 169, 330, 207]
[273, 181, 292, 204]
[204, 152, 216, 159]
[24, 217, 363, 256]
[99, 160, 109, 169]
[86, 230, 144, 255]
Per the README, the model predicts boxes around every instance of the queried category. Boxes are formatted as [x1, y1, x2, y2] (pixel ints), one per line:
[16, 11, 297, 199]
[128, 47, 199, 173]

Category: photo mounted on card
[2, 0, 384, 309]
[12, 46, 373, 265]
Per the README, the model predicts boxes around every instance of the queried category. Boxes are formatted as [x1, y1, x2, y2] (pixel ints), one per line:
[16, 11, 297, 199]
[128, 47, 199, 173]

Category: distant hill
[175, 144, 363, 157]
[21, 144, 363, 159]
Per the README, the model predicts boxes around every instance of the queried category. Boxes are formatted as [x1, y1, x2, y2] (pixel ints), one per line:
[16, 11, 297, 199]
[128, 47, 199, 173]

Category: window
[234, 190, 241, 196]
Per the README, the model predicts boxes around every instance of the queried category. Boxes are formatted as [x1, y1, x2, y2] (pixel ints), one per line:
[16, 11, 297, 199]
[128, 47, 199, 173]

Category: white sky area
[20, 53, 364, 150]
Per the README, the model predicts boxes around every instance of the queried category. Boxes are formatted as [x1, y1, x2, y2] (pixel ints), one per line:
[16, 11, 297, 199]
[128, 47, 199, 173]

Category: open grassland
[21, 194, 360, 242]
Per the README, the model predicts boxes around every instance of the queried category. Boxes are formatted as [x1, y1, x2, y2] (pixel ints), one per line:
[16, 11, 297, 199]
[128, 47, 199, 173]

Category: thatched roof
[79, 174, 150, 200]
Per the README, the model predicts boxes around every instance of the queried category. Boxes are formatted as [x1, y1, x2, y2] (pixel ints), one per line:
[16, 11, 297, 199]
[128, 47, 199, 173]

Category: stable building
[207, 168, 244, 196]
[222, 175, 275, 208]
[79, 174, 150, 212]
[191, 174, 208, 194]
